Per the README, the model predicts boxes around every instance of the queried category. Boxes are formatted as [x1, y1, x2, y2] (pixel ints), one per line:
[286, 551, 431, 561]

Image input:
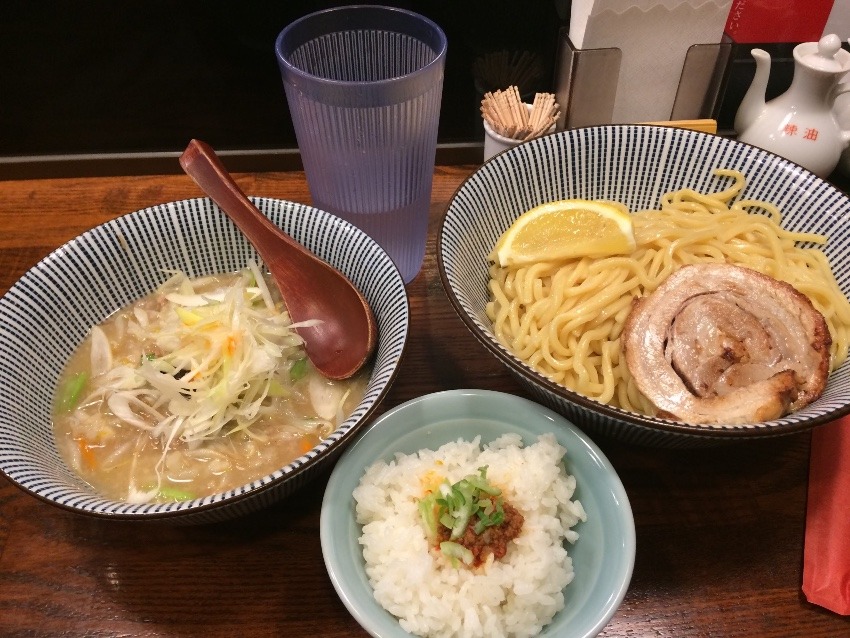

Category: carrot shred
[78, 439, 97, 470]
[299, 437, 316, 454]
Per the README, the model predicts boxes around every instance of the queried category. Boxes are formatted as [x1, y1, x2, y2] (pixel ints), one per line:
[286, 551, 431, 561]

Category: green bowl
[320, 389, 635, 637]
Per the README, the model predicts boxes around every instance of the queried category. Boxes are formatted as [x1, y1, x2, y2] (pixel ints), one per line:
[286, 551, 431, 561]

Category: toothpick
[481, 86, 560, 141]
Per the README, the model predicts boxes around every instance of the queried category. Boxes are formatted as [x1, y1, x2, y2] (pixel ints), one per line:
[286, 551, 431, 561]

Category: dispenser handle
[835, 81, 850, 99]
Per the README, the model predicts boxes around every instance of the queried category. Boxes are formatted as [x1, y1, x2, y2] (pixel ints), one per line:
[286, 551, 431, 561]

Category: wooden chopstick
[639, 119, 718, 134]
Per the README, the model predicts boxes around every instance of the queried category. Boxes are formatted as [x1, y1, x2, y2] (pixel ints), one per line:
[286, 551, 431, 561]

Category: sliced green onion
[56, 371, 89, 412]
[473, 503, 505, 534]
[266, 378, 290, 398]
[465, 466, 501, 495]
[440, 541, 474, 567]
[290, 357, 309, 382]
[417, 465, 508, 562]
[418, 493, 439, 540]
[439, 512, 455, 530]
[157, 486, 195, 501]
[90, 263, 308, 501]
[450, 502, 473, 539]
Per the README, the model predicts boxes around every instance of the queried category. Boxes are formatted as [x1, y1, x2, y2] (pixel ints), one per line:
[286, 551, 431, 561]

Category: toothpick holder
[482, 103, 557, 161]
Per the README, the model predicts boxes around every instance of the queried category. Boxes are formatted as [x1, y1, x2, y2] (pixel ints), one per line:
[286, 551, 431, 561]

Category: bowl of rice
[0, 196, 408, 524]
[438, 124, 850, 447]
[321, 389, 635, 638]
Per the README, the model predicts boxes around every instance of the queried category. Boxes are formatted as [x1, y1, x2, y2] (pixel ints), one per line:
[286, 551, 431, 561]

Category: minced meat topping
[436, 500, 524, 567]
[417, 466, 524, 568]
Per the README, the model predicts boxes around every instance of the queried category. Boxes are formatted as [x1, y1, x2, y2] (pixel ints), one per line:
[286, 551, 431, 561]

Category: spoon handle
[178, 139, 308, 265]
[179, 139, 378, 380]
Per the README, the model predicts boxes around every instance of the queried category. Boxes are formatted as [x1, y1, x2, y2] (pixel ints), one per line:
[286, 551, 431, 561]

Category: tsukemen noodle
[486, 169, 850, 417]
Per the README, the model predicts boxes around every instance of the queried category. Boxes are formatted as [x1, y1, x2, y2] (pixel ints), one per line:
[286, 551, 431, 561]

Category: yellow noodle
[485, 169, 850, 415]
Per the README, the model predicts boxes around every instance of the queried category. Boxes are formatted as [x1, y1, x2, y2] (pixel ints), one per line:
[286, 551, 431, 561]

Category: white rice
[353, 432, 587, 638]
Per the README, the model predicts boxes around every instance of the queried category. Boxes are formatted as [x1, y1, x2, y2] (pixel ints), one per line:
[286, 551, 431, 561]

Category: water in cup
[276, 5, 447, 283]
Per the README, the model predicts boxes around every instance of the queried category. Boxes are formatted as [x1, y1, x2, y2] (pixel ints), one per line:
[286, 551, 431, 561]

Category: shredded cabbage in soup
[52, 263, 368, 504]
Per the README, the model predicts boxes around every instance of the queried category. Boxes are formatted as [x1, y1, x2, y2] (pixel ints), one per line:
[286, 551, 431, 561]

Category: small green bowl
[320, 389, 635, 637]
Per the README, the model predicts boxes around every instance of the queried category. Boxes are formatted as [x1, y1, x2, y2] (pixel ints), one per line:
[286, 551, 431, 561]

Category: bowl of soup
[0, 197, 408, 523]
[438, 124, 850, 447]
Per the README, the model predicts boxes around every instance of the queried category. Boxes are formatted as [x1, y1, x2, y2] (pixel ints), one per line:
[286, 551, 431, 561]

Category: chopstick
[481, 86, 560, 141]
[639, 119, 718, 134]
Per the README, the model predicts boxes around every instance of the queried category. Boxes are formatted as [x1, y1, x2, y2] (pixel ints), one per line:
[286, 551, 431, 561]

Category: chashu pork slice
[622, 263, 831, 424]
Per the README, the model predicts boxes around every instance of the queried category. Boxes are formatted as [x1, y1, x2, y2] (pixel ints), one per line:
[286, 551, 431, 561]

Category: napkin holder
[554, 30, 733, 128]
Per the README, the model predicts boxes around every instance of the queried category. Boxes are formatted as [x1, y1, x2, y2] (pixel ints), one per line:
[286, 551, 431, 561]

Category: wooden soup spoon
[179, 139, 377, 380]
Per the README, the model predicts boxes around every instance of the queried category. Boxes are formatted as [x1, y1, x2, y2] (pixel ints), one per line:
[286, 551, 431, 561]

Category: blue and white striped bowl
[438, 124, 850, 447]
[0, 197, 409, 522]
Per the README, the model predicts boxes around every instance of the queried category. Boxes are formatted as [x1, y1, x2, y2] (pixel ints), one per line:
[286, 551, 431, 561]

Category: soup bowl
[438, 124, 850, 447]
[0, 197, 408, 523]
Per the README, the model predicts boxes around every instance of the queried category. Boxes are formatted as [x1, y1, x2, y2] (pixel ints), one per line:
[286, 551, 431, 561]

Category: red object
[724, 0, 835, 44]
[803, 416, 850, 615]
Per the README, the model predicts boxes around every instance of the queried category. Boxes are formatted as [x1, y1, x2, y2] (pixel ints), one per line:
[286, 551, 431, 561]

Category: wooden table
[0, 165, 847, 637]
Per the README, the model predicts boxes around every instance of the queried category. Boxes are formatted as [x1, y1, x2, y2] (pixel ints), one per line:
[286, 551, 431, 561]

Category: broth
[52, 266, 369, 503]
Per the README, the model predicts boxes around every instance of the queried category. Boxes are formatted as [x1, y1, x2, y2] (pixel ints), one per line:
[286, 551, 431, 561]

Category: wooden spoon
[179, 139, 377, 380]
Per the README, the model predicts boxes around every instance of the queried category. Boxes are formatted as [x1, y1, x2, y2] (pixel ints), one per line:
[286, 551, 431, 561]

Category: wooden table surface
[0, 164, 848, 637]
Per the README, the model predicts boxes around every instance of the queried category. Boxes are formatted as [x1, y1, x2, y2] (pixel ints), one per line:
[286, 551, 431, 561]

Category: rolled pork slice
[622, 263, 831, 424]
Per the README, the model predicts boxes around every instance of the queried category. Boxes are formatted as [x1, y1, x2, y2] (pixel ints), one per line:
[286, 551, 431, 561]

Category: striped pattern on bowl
[438, 124, 850, 447]
[0, 197, 408, 522]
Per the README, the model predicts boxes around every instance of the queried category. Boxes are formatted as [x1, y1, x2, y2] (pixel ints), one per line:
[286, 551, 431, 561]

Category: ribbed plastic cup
[275, 5, 447, 284]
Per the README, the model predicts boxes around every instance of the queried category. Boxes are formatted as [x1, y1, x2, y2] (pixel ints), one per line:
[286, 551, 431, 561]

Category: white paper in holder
[569, 0, 732, 123]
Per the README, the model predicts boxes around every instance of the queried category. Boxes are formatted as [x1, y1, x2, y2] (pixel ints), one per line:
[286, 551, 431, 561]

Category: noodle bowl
[486, 169, 850, 417]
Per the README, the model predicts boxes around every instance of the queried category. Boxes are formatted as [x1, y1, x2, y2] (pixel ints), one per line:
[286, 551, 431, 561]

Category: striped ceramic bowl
[438, 124, 850, 447]
[0, 197, 408, 523]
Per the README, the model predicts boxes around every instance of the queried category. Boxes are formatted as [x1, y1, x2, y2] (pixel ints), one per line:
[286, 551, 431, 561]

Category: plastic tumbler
[275, 5, 447, 284]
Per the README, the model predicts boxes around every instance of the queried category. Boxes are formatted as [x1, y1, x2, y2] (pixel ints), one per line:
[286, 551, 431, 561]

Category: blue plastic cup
[276, 5, 447, 284]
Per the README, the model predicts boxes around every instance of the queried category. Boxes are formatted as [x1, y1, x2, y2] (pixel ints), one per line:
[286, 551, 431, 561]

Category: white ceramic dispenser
[735, 34, 850, 178]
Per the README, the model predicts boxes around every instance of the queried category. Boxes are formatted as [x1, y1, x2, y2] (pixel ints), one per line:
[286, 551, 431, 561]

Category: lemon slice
[494, 199, 636, 267]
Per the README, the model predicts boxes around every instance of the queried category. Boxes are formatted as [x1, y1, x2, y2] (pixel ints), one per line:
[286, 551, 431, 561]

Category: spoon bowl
[179, 139, 377, 380]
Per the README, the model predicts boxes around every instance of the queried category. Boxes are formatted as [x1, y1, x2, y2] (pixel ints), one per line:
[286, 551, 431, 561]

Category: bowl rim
[0, 195, 409, 520]
[320, 388, 636, 638]
[436, 124, 850, 439]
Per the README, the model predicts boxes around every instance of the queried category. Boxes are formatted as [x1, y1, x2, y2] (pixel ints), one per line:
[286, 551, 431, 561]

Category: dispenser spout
[734, 48, 771, 136]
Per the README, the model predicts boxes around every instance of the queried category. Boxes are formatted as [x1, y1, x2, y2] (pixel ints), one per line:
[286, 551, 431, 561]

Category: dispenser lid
[795, 34, 850, 73]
